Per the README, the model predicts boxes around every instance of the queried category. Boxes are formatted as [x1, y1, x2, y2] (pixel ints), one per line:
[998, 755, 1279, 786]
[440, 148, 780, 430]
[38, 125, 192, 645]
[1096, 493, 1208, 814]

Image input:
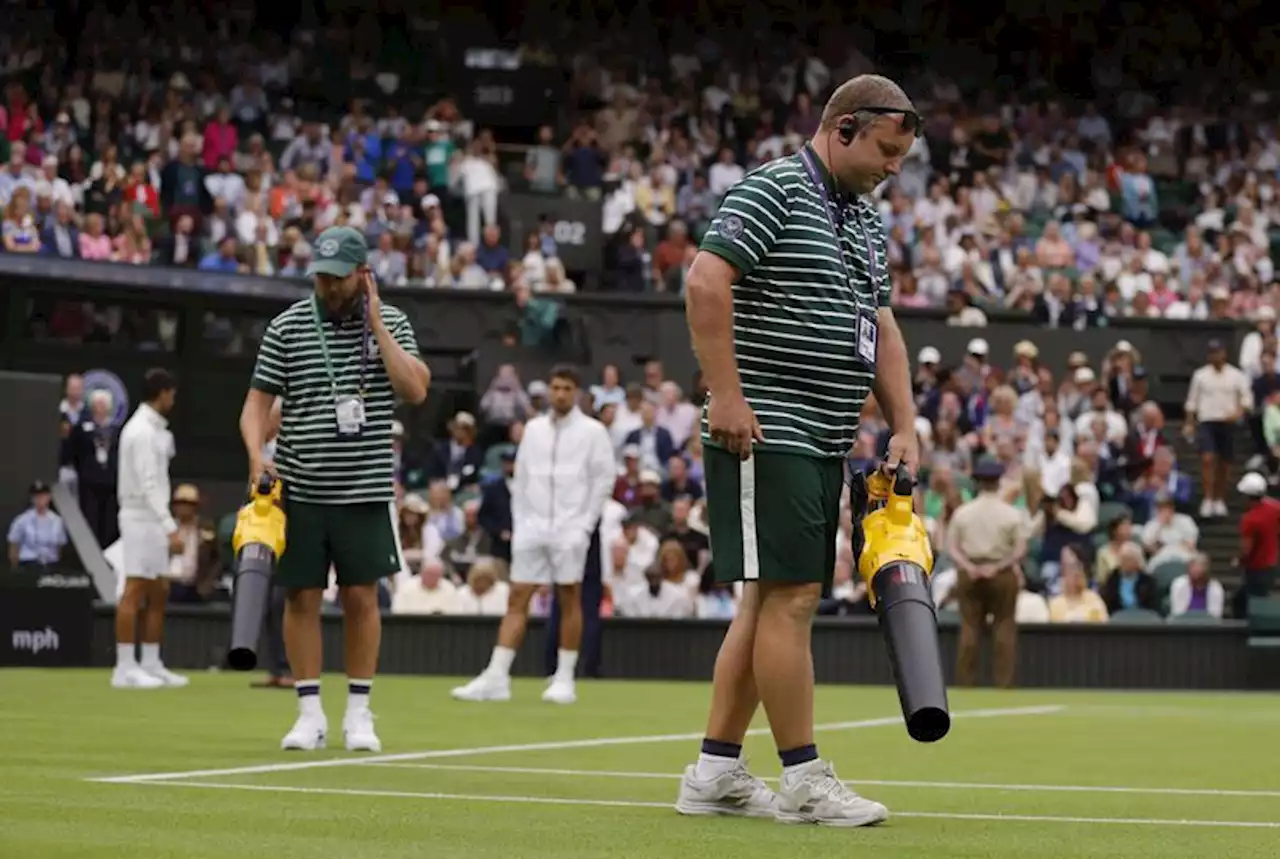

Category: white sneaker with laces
[675, 759, 779, 818]
[1199, 499, 1213, 518]
[450, 672, 511, 702]
[344, 709, 381, 752]
[280, 713, 328, 751]
[1213, 500, 1229, 517]
[111, 665, 164, 689]
[142, 664, 190, 687]
[775, 760, 889, 827]
[541, 677, 576, 705]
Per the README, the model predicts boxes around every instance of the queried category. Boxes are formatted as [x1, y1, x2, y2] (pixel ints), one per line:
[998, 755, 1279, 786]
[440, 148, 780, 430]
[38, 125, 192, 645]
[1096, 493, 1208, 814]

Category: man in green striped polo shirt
[674, 75, 922, 826]
[239, 225, 430, 754]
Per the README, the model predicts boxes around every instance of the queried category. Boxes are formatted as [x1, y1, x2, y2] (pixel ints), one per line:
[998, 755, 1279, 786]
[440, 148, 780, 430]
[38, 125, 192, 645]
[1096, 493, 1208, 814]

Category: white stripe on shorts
[739, 458, 760, 580]
[387, 502, 409, 575]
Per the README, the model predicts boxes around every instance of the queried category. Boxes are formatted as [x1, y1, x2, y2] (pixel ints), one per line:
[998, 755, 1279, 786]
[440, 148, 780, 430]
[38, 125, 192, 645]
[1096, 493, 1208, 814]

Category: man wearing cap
[1184, 339, 1252, 518]
[240, 224, 429, 752]
[6, 481, 67, 576]
[945, 456, 1027, 688]
[1233, 472, 1280, 617]
[913, 346, 942, 409]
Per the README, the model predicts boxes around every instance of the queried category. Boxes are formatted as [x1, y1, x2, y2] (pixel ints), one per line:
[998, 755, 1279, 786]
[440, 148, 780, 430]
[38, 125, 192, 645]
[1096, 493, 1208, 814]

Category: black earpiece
[837, 116, 858, 145]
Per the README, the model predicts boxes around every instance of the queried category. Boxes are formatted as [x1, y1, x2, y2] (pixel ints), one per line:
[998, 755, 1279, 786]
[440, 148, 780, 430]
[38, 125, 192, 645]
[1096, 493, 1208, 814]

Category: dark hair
[142, 368, 177, 402]
[549, 364, 581, 388]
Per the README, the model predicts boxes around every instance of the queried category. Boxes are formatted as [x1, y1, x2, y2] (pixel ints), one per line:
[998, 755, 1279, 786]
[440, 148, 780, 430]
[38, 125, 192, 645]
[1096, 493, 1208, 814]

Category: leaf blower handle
[892, 465, 915, 498]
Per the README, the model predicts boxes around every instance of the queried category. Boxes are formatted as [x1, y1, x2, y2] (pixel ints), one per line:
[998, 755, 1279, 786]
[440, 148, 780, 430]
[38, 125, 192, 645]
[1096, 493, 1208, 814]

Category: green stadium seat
[936, 608, 960, 626]
[1110, 608, 1164, 624]
[1150, 559, 1188, 596]
[1092, 532, 1109, 549]
[1168, 611, 1222, 625]
[1021, 557, 1042, 588]
[1097, 501, 1131, 530]
[1246, 597, 1280, 633]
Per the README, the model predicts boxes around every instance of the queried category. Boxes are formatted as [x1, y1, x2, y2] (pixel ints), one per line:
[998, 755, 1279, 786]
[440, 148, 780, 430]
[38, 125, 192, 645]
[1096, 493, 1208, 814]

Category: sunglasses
[853, 106, 923, 134]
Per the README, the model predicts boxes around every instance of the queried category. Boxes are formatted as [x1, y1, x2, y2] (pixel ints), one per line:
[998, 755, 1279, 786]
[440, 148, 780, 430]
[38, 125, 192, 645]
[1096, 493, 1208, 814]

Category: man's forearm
[373, 322, 430, 404]
[685, 270, 742, 398]
[240, 391, 273, 468]
[873, 311, 917, 432]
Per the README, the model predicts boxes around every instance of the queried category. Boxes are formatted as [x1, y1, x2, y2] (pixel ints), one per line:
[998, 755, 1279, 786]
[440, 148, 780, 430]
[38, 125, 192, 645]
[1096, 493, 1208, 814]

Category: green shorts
[276, 499, 403, 592]
[704, 444, 844, 587]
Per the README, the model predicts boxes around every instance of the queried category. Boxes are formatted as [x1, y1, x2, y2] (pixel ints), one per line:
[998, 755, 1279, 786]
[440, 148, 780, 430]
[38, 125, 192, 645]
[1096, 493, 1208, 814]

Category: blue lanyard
[797, 147, 882, 291]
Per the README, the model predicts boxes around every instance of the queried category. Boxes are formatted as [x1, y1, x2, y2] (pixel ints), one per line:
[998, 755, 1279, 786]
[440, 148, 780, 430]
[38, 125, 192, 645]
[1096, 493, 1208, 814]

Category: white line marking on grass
[122, 780, 1280, 829]
[370, 763, 1280, 799]
[86, 704, 1062, 785]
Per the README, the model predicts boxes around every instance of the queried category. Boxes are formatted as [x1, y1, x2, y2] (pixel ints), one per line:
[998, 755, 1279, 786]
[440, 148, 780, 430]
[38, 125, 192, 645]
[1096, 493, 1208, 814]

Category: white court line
[123, 780, 1280, 830]
[86, 704, 1063, 785]
[369, 763, 1280, 800]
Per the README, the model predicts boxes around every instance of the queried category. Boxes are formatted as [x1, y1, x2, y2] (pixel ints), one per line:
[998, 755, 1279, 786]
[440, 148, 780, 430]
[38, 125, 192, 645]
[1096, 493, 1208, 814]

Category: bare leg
[703, 582, 762, 744]
[338, 585, 381, 680]
[752, 582, 822, 752]
[284, 588, 325, 682]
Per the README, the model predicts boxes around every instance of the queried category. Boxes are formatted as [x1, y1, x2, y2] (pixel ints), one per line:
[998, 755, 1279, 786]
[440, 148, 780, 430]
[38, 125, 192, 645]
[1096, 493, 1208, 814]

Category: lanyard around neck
[310, 295, 370, 397]
[797, 146, 882, 289]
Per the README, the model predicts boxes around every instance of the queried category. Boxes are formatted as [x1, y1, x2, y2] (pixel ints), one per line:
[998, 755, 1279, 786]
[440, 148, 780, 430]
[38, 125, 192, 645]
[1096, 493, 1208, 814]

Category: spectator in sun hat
[431, 410, 484, 493]
[1010, 340, 1040, 394]
[954, 337, 989, 394]
[527, 379, 550, 416]
[913, 345, 943, 408]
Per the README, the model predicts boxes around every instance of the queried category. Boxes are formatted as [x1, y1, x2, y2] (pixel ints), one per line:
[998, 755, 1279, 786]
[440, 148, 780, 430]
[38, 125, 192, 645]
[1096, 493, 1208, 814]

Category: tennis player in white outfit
[452, 365, 615, 705]
[111, 369, 188, 689]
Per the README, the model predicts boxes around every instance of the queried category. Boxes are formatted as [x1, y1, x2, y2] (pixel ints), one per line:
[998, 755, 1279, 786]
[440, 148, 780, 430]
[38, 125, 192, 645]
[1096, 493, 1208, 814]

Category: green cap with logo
[307, 225, 368, 277]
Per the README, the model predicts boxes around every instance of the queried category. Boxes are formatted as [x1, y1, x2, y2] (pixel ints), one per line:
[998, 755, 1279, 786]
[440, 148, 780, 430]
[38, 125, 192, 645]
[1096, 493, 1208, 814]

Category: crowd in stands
[2, 4, 1278, 322]
[8, 5, 1280, 625]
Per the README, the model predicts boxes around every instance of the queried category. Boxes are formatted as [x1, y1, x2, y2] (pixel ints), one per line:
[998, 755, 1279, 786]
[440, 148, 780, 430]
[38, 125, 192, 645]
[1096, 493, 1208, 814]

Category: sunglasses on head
[854, 106, 923, 134]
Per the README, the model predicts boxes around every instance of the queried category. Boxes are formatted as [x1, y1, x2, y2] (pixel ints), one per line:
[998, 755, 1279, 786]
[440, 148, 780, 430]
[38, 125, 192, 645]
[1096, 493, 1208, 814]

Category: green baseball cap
[307, 226, 368, 277]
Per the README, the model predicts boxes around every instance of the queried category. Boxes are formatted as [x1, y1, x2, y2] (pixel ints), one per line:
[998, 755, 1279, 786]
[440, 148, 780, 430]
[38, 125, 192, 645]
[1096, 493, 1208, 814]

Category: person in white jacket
[111, 369, 188, 690]
[452, 365, 616, 705]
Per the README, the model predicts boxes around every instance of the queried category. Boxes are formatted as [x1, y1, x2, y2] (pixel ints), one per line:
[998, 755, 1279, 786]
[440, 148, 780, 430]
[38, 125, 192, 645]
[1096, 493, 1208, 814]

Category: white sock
[554, 649, 578, 682]
[347, 678, 372, 714]
[695, 753, 740, 780]
[116, 643, 136, 669]
[140, 643, 161, 669]
[295, 680, 323, 718]
[487, 646, 516, 678]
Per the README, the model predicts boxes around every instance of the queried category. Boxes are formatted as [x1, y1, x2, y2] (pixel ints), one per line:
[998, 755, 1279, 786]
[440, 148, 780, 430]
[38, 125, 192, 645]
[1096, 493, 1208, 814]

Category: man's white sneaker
[450, 673, 511, 702]
[775, 760, 889, 827]
[541, 677, 576, 705]
[1213, 500, 1229, 517]
[1199, 499, 1213, 518]
[280, 713, 328, 751]
[111, 665, 164, 689]
[675, 760, 779, 818]
[142, 665, 190, 687]
[343, 709, 381, 752]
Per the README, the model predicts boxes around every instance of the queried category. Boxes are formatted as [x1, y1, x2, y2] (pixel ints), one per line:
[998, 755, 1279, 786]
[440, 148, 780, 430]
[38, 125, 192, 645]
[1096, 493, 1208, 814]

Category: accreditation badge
[334, 395, 367, 437]
[857, 310, 879, 366]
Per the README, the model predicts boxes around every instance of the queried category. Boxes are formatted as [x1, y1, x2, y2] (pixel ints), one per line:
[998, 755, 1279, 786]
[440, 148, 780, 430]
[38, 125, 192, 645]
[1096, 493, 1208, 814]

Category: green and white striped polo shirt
[698, 143, 892, 459]
[251, 297, 420, 504]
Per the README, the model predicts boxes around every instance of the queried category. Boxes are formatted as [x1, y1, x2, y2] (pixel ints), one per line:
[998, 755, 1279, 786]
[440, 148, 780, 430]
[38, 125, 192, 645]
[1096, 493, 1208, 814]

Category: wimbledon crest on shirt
[716, 214, 745, 241]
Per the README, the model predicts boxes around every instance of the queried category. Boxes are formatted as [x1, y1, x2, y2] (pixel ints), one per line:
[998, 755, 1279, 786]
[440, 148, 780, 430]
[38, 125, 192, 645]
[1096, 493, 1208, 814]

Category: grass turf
[2, 669, 1278, 858]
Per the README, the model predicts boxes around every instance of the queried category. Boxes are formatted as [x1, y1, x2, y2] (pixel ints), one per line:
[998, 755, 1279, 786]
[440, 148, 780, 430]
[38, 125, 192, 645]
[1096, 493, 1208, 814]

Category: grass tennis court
[3, 670, 1279, 858]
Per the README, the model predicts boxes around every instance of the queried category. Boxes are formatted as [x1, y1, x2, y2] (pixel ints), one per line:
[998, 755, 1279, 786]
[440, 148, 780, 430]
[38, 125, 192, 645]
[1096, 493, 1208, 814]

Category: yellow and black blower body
[227, 474, 287, 671]
[849, 466, 950, 743]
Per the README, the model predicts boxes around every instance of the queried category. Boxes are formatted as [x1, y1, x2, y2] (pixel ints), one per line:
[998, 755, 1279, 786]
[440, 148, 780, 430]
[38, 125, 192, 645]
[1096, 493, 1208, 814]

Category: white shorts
[118, 519, 170, 580]
[510, 543, 589, 586]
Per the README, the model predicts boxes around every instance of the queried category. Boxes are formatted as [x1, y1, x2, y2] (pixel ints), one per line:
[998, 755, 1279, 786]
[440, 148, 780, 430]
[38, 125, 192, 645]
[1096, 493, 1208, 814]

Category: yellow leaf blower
[227, 474, 287, 671]
[849, 466, 950, 743]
